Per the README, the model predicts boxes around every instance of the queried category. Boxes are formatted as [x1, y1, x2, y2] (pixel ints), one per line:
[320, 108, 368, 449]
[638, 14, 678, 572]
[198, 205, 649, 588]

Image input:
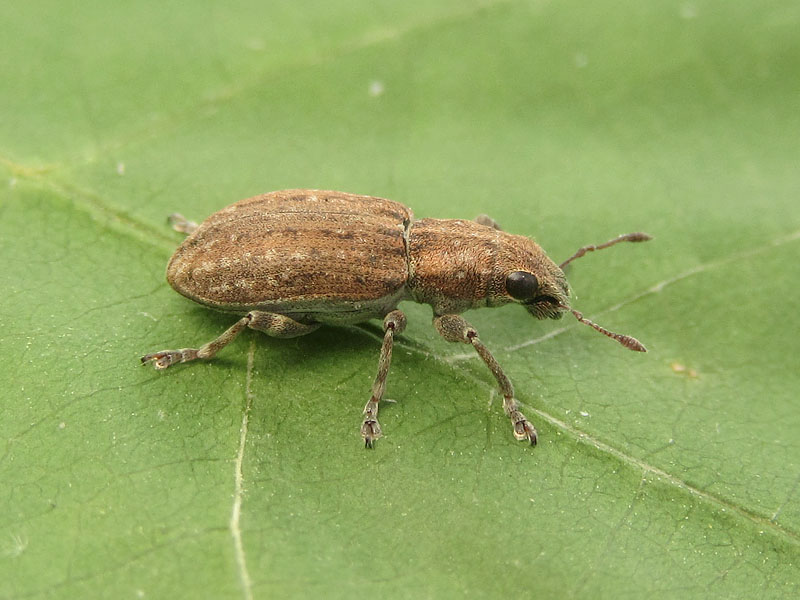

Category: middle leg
[361, 310, 407, 448]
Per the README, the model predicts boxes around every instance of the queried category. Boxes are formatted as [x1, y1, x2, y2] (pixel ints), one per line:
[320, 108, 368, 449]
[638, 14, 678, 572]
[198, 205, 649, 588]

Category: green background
[2, 1, 799, 598]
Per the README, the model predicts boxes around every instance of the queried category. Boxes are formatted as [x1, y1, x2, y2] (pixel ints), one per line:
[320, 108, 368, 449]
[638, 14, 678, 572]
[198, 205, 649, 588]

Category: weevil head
[491, 232, 570, 320]
[407, 219, 571, 317]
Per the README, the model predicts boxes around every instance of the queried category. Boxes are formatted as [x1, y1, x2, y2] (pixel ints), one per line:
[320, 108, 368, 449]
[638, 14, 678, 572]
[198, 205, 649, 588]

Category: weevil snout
[523, 295, 569, 320]
[504, 268, 570, 320]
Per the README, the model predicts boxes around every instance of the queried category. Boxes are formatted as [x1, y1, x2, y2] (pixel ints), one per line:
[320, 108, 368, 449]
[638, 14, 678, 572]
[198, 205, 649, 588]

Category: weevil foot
[141, 348, 198, 370]
[361, 396, 382, 448]
[361, 420, 382, 448]
[503, 397, 538, 446]
[511, 416, 538, 446]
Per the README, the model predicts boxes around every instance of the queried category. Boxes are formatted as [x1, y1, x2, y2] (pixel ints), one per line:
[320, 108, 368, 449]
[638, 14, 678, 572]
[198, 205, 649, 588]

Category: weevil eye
[505, 271, 539, 301]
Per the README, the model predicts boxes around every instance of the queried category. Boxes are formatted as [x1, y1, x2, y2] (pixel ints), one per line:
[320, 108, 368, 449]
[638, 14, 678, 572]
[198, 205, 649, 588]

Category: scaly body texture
[166, 190, 412, 325]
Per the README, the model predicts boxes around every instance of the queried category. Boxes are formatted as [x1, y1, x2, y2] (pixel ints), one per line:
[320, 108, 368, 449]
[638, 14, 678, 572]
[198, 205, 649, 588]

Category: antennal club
[559, 232, 652, 269]
[558, 304, 647, 352]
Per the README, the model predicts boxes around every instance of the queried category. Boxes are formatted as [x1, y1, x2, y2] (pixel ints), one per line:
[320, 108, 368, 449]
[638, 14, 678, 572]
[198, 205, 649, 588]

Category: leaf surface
[2, 1, 799, 598]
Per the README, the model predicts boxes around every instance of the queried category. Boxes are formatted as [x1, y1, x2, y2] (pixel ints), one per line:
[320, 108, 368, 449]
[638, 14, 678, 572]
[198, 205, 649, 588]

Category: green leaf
[2, 1, 799, 598]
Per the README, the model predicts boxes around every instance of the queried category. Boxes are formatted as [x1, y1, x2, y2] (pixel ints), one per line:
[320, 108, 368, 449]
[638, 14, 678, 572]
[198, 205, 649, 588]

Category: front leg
[433, 314, 537, 445]
[475, 214, 503, 230]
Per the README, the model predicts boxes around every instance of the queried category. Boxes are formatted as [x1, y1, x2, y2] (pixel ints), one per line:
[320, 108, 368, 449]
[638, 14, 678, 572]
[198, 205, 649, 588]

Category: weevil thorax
[407, 219, 570, 318]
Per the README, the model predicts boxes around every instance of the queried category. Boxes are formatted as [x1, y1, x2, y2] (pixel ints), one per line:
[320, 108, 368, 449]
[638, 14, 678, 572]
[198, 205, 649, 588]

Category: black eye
[505, 271, 539, 301]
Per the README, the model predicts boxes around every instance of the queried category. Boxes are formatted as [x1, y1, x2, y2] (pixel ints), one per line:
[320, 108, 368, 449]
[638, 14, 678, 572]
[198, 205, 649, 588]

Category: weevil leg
[475, 214, 503, 231]
[141, 311, 320, 369]
[362, 310, 407, 448]
[433, 314, 538, 445]
[168, 213, 199, 235]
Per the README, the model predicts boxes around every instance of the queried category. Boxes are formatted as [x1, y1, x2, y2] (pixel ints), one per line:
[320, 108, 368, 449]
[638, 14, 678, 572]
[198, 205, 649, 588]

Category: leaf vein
[230, 340, 256, 600]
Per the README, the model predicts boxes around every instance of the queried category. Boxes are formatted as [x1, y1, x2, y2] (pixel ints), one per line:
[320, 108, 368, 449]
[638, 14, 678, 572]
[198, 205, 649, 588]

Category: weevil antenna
[559, 232, 652, 270]
[558, 304, 647, 352]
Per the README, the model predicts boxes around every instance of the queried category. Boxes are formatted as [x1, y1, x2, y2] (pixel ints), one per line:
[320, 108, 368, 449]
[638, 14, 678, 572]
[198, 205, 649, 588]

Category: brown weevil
[142, 189, 650, 448]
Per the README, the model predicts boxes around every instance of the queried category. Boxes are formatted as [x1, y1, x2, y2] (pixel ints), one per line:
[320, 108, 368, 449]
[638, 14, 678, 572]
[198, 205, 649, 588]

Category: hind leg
[141, 311, 320, 369]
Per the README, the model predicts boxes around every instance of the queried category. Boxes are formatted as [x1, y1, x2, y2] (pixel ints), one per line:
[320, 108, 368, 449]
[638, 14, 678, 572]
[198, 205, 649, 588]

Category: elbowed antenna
[555, 231, 651, 351]
[559, 232, 652, 270]
[558, 304, 647, 352]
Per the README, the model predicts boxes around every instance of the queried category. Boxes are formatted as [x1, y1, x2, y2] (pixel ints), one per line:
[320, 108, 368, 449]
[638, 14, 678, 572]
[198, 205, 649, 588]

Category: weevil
[142, 189, 650, 448]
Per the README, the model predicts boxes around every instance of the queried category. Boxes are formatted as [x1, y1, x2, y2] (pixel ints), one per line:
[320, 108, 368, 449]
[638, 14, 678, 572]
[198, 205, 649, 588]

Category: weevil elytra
[142, 189, 650, 448]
